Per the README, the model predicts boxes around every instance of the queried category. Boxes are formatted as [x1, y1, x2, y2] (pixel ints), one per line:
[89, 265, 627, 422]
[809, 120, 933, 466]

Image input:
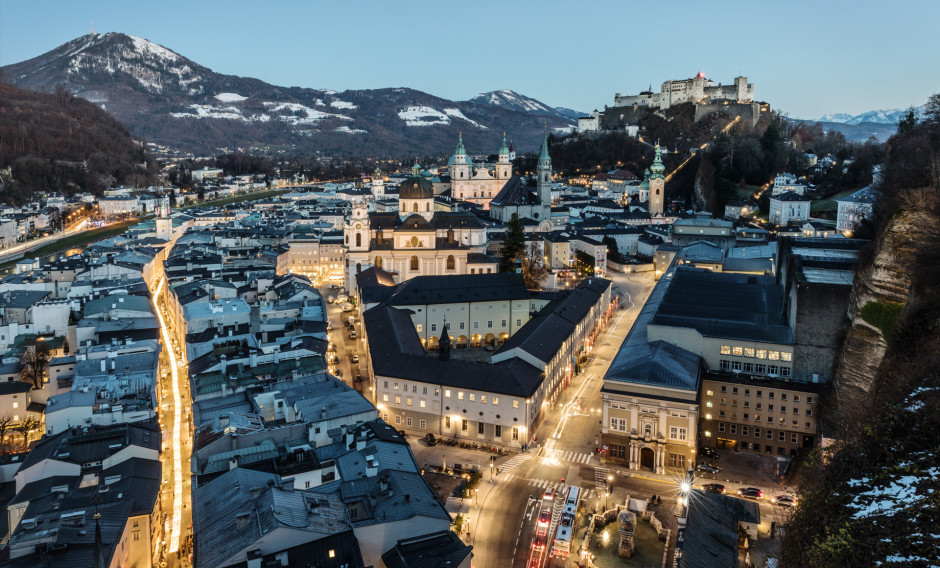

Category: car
[543, 487, 555, 501]
[327, 296, 335, 304]
[532, 533, 546, 551]
[331, 356, 340, 365]
[354, 375, 363, 383]
[771, 495, 798, 507]
[737, 487, 764, 499]
[334, 369, 343, 377]
[538, 510, 550, 527]
[425, 433, 437, 446]
[698, 446, 719, 459]
[349, 331, 357, 340]
[702, 483, 726, 494]
[696, 462, 721, 474]
[351, 354, 359, 364]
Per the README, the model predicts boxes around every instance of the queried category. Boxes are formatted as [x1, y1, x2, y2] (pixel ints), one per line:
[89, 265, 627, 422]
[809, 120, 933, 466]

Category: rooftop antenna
[91, 21, 95, 36]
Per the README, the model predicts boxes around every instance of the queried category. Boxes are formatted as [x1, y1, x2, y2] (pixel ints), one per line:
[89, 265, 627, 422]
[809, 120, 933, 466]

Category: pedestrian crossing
[496, 453, 530, 478]
[499, 476, 602, 501]
[540, 449, 594, 465]
[594, 465, 610, 493]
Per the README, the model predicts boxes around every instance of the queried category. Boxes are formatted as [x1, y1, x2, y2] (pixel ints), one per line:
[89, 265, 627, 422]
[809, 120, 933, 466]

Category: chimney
[365, 455, 378, 477]
[220, 354, 227, 373]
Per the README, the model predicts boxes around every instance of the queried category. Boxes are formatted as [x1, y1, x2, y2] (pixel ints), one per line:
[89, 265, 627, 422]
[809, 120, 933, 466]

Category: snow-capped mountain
[816, 107, 922, 126]
[2, 33, 574, 156]
[469, 90, 584, 121]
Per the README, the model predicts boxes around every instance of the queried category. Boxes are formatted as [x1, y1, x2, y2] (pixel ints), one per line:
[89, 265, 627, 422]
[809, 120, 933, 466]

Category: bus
[552, 486, 581, 558]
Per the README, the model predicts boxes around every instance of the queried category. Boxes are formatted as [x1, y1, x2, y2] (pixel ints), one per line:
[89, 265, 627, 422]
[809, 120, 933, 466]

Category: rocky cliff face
[832, 205, 940, 419]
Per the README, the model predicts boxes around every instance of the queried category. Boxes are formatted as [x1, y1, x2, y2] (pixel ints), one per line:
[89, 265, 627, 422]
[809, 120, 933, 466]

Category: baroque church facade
[344, 163, 494, 290]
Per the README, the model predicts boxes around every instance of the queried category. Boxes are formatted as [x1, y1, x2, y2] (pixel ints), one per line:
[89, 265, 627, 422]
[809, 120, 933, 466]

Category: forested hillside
[0, 82, 154, 202]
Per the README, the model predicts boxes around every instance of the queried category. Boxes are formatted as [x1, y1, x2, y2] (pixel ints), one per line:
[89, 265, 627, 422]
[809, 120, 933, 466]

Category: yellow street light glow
[153, 277, 185, 554]
[680, 481, 691, 494]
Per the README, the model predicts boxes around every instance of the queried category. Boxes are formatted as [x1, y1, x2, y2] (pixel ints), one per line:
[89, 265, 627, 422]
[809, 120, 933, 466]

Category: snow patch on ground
[170, 104, 243, 120]
[847, 469, 939, 520]
[334, 126, 367, 134]
[215, 92, 247, 102]
[553, 125, 576, 134]
[129, 35, 180, 63]
[330, 100, 357, 110]
[442, 108, 486, 129]
[262, 102, 351, 125]
[399, 106, 450, 127]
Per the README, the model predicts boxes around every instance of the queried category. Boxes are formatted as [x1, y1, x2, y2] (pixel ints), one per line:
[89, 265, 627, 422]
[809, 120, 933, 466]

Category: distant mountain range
[795, 106, 923, 142]
[1, 33, 578, 157]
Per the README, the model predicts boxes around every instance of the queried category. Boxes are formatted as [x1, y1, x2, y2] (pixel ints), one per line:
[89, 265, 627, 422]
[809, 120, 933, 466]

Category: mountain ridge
[2, 32, 575, 157]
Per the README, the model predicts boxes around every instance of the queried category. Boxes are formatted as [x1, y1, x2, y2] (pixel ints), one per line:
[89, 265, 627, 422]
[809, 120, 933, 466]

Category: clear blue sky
[1, 0, 937, 119]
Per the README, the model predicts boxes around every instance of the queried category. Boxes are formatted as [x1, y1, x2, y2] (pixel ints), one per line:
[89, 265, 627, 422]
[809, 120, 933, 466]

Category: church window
[355, 233, 361, 247]
[345, 234, 349, 244]
[460, 172, 464, 178]
[374, 256, 382, 269]
[356, 263, 361, 274]
[413, 203, 418, 212]
[427, 203, 430, 212]
[656, 189, 660, 195]
[410, 256, 419, 271]
[447, 255, 455, 270]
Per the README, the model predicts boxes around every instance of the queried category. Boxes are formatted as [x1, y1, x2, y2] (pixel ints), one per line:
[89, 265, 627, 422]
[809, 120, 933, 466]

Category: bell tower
[536, 132, 553, 218]
[451, 134, 470, 181]
[156, 194, 172, 241]
[371, 167, 385, 199]
[648, 144, 666, 216]
[496, 133, 511, 180]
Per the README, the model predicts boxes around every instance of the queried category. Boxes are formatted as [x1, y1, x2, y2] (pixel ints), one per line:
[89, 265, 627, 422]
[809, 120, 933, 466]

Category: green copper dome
[399, 175, 434, 200]
[649, 144, 666, 180]
[499, 133, 510, 156]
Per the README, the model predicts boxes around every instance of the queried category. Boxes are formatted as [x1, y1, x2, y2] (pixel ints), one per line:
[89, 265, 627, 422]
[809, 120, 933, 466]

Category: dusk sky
[1, 0, 937, 120]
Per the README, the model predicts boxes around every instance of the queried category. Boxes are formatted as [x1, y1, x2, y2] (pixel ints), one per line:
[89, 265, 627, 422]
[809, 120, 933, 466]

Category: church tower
[371, 167, 385, 199]
[156, 194, 172, 241]
[496, 134, 512, 180]
[451, 135, 471, 181]
[648, 144, 666, 216]
[537, 133, 553, 218]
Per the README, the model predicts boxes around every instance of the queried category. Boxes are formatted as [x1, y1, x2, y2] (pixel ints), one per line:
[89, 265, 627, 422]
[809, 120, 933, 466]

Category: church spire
[438, 319, 451, 362]
[412, 159, 421, 176]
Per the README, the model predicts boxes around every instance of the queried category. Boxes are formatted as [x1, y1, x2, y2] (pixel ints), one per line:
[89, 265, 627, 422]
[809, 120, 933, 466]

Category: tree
[924, 93, 940, 126]
[898, 108, 918, 135]
[575, 250, 595, 276]
[520, 242, 549, 289]
[169, 189, 177, 207]
[19, 341, 50, 389]
[0, 416, 12, 450]
[603, 236, 624, 263]
[15, 417, 38, 449]
[499, 214, 526, 273]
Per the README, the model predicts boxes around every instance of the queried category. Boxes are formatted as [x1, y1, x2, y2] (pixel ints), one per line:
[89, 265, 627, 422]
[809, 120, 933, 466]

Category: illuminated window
[781, 351, 792, 362]
[458, 392, 464, 400]
[744, 348, 755, 358]
[513, 400, 519, 408]
[720, 345, 731, 355]
[732, 347, 743, 357]
[768, 351, 780, 361]
[756, 350, 767, 359]
[445, 390, 451, 398]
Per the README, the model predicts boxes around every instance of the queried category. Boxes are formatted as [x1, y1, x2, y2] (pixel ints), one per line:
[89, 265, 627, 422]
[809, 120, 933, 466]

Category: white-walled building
[769, 192, 811, 226]
[836, 186, 878, 234]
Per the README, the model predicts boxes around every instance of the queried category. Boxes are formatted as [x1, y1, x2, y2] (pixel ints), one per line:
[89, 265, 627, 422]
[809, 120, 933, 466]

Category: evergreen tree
[898, 108, 918, 135]
[499, 214, 526, 273]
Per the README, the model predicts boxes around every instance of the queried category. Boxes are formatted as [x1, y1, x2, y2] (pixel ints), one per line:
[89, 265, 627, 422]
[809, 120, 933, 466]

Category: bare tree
[0, 416, 12, 449]
[521, 242, 549, 289]
[19, 341, 50, 389]
[15, 417, 39, 450]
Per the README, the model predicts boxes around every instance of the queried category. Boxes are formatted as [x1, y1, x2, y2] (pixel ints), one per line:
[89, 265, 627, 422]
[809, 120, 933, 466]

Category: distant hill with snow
[2, 33, 575, 156]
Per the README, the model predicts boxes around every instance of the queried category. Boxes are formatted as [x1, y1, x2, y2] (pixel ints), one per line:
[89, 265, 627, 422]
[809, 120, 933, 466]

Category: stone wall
[694, 102, 761, 127]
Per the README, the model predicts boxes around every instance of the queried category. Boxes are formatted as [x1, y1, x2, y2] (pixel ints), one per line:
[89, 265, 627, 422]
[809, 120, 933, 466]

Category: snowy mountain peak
[470, 90, 555, 114]
[816, 107, 923, 126]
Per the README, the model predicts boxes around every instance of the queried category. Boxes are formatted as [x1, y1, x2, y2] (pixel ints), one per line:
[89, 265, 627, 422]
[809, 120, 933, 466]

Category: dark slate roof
[376, 272, 530, 307]
[676, 492, 759, 568]
[399, 214, 434, 231]
[0, 290, 50, 310]
[363, 305, 544, 397]
[356, 266, 397, 291]
[18, 419, 161, 472]
[0, 382, 31, 396]
[490, 176, 539, 206]
[650, 267, 793, 344]
[382, 530, 473, 568]
[771, 190, 810, 202]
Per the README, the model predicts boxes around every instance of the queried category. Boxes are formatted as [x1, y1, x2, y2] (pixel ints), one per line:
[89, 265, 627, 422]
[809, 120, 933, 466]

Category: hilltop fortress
[579, 73, 762, 132]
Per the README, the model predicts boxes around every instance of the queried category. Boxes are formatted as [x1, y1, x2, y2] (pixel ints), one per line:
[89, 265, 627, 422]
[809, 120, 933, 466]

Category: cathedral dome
[399, 176, 434, 200]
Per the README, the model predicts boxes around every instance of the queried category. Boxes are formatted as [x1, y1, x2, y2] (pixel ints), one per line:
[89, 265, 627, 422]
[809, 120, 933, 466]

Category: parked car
[351, 354, 359, 364]
[425, 433, 437, 446]
[349, 331, 357, 340]
[702, 483, 726, 494]
[543, 487, 555, 501]
[698, 446, 719, 459]
[737, 487, 764, 499]
[771, 495, 797, 507]
[327, 296, 335, 304]
[696, 462, 721, 474]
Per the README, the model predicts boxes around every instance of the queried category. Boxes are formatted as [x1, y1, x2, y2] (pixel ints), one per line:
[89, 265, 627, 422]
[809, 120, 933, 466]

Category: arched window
[544, 174, 549, 182]
[356, 263, 361, 274]
[374, 256, 382, 269]
[345, 234, 349, 244]
[426, 203, 430, 212]
[460, 171, 464, 178]
[355, 233, 361, 247]
[656, 189, 660, 195]
[446, 255, 455, 270]
[413, 203, 418, 212]
[410, 255, 419, 271]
